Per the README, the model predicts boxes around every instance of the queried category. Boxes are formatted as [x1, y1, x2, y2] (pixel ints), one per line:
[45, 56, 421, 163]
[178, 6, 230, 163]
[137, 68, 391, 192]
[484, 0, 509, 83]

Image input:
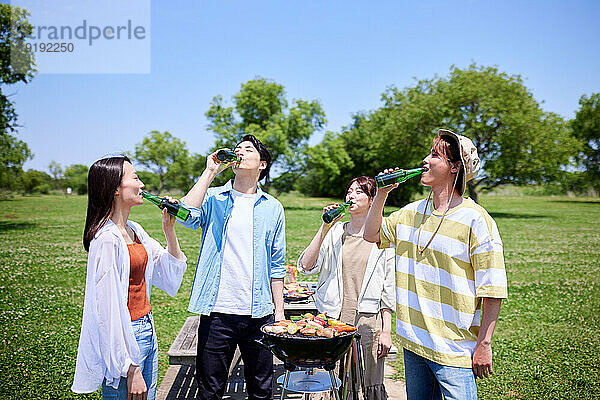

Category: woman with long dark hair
[71, 156, 187, 400]
[298, 176, 396, 400]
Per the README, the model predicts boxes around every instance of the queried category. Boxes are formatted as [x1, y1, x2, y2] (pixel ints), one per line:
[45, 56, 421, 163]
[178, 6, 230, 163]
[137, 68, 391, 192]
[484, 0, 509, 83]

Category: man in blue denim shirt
[178, 135, 285, 400]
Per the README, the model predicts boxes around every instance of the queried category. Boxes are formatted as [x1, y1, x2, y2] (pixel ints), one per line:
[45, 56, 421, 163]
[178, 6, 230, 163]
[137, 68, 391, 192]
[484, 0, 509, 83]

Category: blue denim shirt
[178, 180, 286, 318]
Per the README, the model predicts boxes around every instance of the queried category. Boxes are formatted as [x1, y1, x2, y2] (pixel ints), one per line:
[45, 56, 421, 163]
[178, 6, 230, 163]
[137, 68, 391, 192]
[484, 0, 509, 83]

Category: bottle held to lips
[375, 167, 427, 189]
[322, 200, 353, 224]
[142, 191, 191, 221]
[216, 149, 240, 163]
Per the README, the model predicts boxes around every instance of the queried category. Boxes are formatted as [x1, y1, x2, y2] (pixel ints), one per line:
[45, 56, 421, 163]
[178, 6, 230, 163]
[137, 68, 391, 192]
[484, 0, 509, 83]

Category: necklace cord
[416, 174, 459, 254]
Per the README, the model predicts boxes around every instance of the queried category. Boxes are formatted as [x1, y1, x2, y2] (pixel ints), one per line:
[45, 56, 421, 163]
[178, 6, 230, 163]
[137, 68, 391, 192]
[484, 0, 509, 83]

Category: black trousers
[195, 313, 274, 400]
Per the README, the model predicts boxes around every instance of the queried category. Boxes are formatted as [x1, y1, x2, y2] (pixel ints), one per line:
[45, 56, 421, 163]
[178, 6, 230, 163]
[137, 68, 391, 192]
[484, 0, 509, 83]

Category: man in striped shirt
[364, 129, 507, 400]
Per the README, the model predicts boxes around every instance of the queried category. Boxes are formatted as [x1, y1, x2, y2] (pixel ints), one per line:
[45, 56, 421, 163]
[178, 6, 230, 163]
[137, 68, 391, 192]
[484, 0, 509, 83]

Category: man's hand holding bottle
[207, 148, 240, 176]
[376, 168, 401, 195]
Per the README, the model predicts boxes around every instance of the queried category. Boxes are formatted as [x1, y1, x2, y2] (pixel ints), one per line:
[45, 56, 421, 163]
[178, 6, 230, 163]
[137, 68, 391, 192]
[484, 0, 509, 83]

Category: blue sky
[9, 0, 600, 172]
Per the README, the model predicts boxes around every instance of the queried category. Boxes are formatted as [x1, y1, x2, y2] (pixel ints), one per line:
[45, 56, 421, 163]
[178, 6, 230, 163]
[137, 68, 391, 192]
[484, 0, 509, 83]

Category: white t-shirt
[212, 189, 256, 315]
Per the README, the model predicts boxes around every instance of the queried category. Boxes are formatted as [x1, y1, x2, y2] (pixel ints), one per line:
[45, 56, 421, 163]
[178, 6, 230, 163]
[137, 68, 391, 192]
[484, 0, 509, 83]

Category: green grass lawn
[0, 192, 599, 399]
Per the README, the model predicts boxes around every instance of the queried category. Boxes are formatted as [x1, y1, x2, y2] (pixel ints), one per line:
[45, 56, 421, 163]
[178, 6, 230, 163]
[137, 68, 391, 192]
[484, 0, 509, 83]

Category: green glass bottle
[375, 167, 427, 189]
[216, 149, 240, 163]
[322, 200, 353, 223]
[141, 191, 191, 222]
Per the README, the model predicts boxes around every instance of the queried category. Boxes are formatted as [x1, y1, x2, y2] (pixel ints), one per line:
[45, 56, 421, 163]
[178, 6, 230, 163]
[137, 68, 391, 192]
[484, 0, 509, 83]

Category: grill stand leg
[329, 369, 342, 400]
[279, 370, 291, 400]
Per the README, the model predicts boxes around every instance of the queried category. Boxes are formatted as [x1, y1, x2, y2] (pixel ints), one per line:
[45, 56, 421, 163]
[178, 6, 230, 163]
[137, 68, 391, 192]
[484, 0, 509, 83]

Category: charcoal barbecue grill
[258, 323, 366, 400]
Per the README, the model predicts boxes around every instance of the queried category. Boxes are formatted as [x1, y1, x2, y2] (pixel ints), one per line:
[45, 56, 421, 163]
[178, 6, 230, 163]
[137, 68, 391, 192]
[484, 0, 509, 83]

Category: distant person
[178, 135, 285, 400]
[298, 176, 395, 400]
[364, 130, 508, 400]
[72, 156, 187, 400]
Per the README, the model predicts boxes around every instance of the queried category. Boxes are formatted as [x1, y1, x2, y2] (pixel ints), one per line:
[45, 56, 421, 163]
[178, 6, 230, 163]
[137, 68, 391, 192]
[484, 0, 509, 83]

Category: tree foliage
[64, 164, 89, 195]
[16, 169, 52, 194]
[130, 131, 195, 194]
[0, 131, 31, 189]
[571, 92, 600, 190]
[296, 131, 354, 198]
[298, 81, 441, 204]
[431, 65, 576, 201]
[0, 5, 35, 86]
[299, 64, 577, 204]
[48, 161, 65, 193]
[0, 4, 36, 189]
[206, 77, 326, 190]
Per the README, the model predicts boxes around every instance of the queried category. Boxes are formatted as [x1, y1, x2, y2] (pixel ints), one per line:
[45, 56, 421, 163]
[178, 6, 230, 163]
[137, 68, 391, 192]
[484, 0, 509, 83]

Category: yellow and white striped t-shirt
[380, 197, 507, 368]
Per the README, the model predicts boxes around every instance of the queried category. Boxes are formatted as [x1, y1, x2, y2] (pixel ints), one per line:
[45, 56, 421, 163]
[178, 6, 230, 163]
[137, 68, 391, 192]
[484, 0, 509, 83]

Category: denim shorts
[403, 348, 477, 400]
[102, 312, 158, 400]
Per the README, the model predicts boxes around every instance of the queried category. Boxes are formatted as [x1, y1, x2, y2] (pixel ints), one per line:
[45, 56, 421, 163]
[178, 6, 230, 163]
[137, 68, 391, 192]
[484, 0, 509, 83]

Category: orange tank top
[127, 232, 152, 321]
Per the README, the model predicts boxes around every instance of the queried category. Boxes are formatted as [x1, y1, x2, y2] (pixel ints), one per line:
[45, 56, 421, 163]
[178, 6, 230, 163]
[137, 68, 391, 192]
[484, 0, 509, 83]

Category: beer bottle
[322, 200, 352, 224]
[216, 149, 240, 163]
[142, 191, 191, 222]
[375, 167, 427, 189]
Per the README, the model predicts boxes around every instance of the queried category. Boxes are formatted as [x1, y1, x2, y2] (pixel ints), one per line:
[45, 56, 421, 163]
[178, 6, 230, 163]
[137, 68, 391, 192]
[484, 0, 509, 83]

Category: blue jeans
[403, 348, 477, 400]
[102, 312, 158, 400]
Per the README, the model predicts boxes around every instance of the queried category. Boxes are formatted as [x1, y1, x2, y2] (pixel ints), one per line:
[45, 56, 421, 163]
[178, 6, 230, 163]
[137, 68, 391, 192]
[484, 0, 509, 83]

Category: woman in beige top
[298, 176, 396, 400]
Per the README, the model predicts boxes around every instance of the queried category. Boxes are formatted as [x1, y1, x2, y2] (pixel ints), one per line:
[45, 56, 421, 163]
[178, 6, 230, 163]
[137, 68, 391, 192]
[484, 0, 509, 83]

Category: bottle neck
[142, 191, 162, 206]
[405, 167, 426, 175]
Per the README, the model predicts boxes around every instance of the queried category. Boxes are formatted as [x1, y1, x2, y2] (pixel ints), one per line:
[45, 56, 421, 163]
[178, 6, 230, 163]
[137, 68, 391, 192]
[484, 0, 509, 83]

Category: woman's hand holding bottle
[322, 203, 345, 225]
[160, 196, 185, 261]
[161, 196, 178, 231]
[322, 200, 352, 224]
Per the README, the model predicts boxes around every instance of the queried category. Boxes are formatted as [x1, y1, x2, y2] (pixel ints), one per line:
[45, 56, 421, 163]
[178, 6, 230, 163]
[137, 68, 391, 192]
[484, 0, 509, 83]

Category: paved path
[157, 362, 406, 400]
[383, 363, 407, 400]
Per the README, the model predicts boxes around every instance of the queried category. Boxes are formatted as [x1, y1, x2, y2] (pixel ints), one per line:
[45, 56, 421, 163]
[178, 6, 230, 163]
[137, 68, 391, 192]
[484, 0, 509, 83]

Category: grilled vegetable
[287, 323, 299, 335]
[333, 324, 356, 333]
[300, 326, 318, 336]
[264, 313, 355, 337]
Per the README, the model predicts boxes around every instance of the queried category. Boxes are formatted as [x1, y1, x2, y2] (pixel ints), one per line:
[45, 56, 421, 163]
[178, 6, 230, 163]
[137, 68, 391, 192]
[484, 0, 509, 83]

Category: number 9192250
[25, 42, 74, 52]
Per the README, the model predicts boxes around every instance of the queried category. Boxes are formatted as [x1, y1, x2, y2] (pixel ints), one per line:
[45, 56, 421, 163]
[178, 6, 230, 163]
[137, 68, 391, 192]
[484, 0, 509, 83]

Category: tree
[0, 4, 36, 189]
[17, 169, 52, 194]
[48, 161, 65, 193]
[130, 131, 191, 194]
[431, 64, 577, 201]
[64, 164, 89, 195]
[0, 131, 31, 189]
[296, 131, 354, 198]
[206, 77, 326, 190]
[298, 82, 440, 204]
[301, 64, 577, 204]
[571, 93, 600, 191]
[137, 171, 160, 193]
